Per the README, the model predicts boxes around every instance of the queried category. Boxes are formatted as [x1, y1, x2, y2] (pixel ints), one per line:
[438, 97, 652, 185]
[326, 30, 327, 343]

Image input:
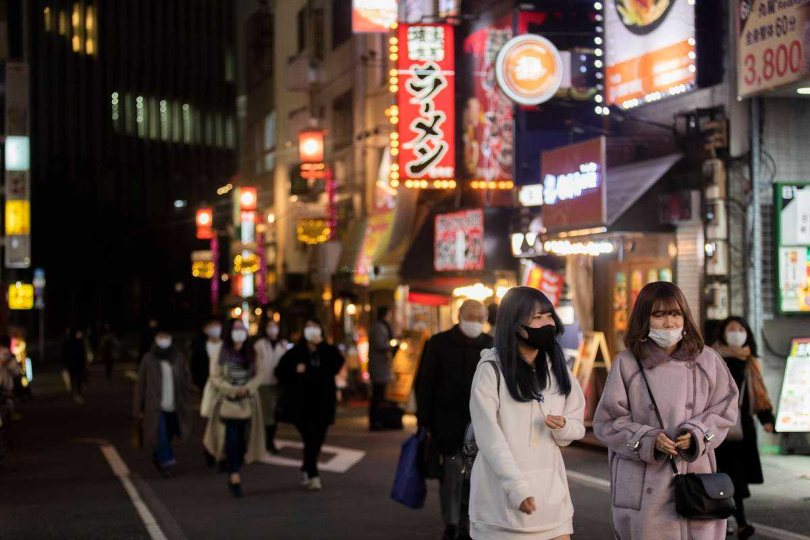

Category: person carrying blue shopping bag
[391, 430, 427, 509]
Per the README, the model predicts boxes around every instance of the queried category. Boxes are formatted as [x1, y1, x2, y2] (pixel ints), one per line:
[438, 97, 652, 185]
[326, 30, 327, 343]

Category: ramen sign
[496, 34, 564, 106]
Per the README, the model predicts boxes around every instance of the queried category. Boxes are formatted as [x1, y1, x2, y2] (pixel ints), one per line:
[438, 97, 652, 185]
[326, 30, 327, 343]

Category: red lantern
[196, 208, 213, 239]
[239, 187, 257, 211]
[299, 131, 324, 163]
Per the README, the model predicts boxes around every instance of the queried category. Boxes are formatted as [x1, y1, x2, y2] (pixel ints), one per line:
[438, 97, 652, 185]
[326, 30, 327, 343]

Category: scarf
[713, 343, 773, 414]
[640, 341, 698, 369]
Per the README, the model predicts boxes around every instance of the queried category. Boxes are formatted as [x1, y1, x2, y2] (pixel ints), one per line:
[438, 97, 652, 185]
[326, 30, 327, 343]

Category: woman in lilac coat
[593, 282, 738, 540]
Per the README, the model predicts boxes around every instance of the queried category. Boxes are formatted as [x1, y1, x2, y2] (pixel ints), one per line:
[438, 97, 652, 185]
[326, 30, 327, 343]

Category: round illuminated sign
[495, 34, 564, 106]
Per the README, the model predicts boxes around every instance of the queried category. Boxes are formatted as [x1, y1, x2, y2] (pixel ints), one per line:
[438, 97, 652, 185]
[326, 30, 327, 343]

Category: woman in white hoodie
[469, 286, 586, 539]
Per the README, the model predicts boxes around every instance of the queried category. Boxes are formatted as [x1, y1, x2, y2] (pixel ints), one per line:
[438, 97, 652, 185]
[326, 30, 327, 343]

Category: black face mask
[517, 324, 556, 352]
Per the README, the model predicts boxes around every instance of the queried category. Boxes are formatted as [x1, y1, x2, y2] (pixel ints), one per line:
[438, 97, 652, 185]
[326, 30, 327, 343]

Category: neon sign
[543, 162, 601, 205]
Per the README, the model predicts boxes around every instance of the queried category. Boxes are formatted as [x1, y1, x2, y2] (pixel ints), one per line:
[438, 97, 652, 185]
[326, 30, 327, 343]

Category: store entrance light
[797, 87, 810, 95]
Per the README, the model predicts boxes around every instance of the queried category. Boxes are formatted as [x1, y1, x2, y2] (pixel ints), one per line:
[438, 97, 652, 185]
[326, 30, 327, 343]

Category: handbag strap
[633, 355, 680, 476]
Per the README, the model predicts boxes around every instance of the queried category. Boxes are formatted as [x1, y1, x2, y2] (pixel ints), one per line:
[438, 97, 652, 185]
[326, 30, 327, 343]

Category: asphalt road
[1, 363, 808, 540]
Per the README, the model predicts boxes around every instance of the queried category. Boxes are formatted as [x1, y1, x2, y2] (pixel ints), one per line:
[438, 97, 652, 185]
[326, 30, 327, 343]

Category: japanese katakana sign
[398, 24, 456, 184]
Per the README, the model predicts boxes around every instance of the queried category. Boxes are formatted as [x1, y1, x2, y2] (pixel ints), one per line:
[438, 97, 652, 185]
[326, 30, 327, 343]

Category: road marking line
[565, 469, 810, 540]
[100, 444, 168, 540]
[259, 438, 366, 473]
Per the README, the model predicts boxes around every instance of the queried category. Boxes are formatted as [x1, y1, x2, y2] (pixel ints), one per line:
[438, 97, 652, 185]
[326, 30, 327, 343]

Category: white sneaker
[300, 471, 311, 487]
[307, 477, 322, 491]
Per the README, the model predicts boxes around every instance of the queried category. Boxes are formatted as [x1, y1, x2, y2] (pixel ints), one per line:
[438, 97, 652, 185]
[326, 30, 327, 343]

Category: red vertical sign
[397, 24, 456, 186]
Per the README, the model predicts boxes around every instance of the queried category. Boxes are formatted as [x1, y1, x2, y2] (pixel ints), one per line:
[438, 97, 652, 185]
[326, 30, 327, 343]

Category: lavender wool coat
[593, 345, 738, 540]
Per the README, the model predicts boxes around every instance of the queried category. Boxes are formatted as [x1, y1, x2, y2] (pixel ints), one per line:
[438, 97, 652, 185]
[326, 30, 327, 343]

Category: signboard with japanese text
[355, 212, 394, 286]
[776, 183, 810, 313]
[495, 34, 564, 106]
[463, 16, 514, 185]
[386, 329, 428, 403]
[434, 209, 484, 272]
[8, 283, 34, 310]
[352, 0, 397, 33]
[738, 0, 810, 97]
[605, 0, 696, 108]
[397, 23, 456, 185]
[541, 137, 607, 233]
[522, 263, 565, 306]
[775, 337, 810, 432]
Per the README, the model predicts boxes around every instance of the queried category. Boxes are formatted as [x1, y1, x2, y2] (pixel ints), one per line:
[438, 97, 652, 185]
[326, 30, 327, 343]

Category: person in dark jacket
[132, 325, 194, 478]
[416, 300, 493, 540]
[712, 316, 775, 540]
[190, 318, 223, 392]
[368, 306, 396, 431]
[275, 319, 345, 491]
[63, 327, 88, 404]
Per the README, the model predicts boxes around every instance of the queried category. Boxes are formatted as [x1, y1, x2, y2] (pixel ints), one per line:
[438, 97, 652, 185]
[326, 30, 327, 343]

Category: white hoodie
[469, 348, 586, 535]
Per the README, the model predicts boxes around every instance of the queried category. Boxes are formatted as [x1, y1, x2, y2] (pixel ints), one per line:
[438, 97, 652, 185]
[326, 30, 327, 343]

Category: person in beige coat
[469, 287, 586, 540]
[593, 282, 738, 540]
[203, 319, 266, 497]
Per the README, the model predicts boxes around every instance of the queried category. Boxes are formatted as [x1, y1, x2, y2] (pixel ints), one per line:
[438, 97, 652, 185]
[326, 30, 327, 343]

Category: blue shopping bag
[390, 433, 427, 509]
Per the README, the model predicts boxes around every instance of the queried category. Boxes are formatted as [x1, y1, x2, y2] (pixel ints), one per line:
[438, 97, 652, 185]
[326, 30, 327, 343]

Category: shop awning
[401, 206, 517, 283]
[369, 188, 420, 290]
[606, 153, 683, 227]
[336, 217, 368, 275]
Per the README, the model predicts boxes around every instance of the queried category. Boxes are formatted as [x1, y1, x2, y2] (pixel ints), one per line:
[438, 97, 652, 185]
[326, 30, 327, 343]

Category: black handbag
[418, 428, 444, 480]
[634, 356, 736, 520]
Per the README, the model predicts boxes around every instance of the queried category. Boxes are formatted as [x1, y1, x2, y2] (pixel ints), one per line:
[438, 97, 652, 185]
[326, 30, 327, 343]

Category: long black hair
[494, 286, 572, 401]
[221, 318, 255, 363]
[716, 316, 758, 357]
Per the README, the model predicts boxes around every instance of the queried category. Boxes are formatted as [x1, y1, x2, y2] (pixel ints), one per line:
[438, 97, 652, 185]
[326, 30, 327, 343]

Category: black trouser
[70, 368, 84, 397]
[224, 419, 249, 474]
[733, 492, 747, 526]
[295, 419, 329, 478]
[369, 383, 387, 427]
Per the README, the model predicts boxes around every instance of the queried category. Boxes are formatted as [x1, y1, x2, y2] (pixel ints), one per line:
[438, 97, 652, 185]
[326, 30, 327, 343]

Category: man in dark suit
[416, 300, 493, 540]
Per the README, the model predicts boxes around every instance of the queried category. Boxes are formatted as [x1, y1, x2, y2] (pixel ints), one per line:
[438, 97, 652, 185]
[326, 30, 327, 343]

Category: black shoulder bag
[634, 356, 736, 520]
[461, 360, 501, 480]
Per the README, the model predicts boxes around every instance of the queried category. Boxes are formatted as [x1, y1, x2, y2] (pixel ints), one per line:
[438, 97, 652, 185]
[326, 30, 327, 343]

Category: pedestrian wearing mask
[203, 319, 266, 498]
[369, 306, 396, 431]
[0, 336, 20, 465]
[275, 319, 345, 491]
[416, 300, 494, 540]
[133, 326, 194, 478]
[593, 282, 738, 540]
[468, 288, 585, 540]
[192, 318, 224, 467]
[712, 316, 775, 539]
[254, 317, 288, 454]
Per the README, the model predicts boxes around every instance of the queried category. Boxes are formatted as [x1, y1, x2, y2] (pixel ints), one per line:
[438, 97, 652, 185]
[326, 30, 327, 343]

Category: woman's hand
[519, 497, 537, 515]
[763, 423, 775, 433]
[676, 432, 692, 450]
[655, 432, 679, 456]
[235, 387, 248, 398]
[296, 363, 307, 374]
[545, 415, 566, 430]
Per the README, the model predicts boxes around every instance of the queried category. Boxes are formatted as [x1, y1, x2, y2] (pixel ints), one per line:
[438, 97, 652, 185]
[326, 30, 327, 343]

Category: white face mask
[155, 337, 172, 350]
[266, 325, 279, 340]
[304, 326, 322, 343]
[231, 329, 248, 344]
[459, 320, 484, 339]
[725, 330, 747, 348]
[206, 326, 222, 340]
[648, 327, 683, 349]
